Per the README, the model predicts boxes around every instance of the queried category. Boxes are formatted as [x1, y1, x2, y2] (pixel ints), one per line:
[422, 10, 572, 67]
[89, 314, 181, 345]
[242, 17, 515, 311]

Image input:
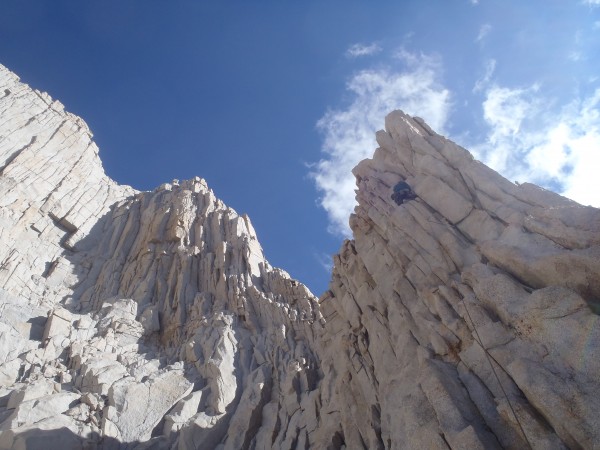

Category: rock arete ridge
[1, 64, 599, 449]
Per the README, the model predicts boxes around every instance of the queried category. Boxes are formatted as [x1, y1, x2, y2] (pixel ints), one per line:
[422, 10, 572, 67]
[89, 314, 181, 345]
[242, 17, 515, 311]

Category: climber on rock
[391, 181, 416, 205]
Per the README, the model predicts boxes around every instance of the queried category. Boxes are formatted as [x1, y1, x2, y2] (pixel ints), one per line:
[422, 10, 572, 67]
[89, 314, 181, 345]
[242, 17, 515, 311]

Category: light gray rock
[1, 392, 80, 430]
[0, 415, 94, 450]
[107, 368, 193, 442]
[163, 389, 206, 435]
[1, 63, 599, 450]
[0, 63, 321, 448]
[317, 110, 600, 449]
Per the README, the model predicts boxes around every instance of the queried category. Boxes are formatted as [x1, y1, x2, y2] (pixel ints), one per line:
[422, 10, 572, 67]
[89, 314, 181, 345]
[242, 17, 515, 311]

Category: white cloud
[470, 0, 479, 4]
[473, 59, 496, 92]
[483, 85, 536, 142]
[473, 85, 600, 207]
[311, 51, 451, 236]
[552, 92, 600, 205]
[346, 43, 382, 58]
[476, 24, 492, 43]
[569, 30, 585, 61]
[583, 0, 600, 5]
[314, 252, 333, 272]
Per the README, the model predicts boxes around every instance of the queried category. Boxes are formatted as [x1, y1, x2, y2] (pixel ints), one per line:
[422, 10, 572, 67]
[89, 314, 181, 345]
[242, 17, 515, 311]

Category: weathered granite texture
[1, 64, 599, 449]
[313, 111, 600, 450]
[0, 65, 321, 449]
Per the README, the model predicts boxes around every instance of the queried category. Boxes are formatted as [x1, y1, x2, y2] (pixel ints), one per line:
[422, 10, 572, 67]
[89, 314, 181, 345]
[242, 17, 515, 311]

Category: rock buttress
[313, 111, 600, 449]
[0, 64, 322, 449]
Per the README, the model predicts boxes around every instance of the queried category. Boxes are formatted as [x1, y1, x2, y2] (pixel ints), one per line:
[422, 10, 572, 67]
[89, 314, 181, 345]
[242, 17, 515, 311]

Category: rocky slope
[0, 65, 321, 449]
[0, 64, 599, 449]
[314, 112, 600, 450]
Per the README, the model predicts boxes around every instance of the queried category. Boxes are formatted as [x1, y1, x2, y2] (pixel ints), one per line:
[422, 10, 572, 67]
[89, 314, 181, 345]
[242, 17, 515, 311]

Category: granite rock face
[1, 64, 599, 449]
[0, 65, 321, 449]
[313, 111, 600, 450]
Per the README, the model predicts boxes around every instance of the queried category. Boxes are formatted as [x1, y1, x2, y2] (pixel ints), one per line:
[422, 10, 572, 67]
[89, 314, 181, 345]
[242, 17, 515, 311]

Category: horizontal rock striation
[1, 64, 599, 449]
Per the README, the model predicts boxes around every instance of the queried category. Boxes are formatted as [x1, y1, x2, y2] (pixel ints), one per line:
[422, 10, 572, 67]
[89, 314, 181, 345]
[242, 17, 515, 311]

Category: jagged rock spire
[316, 111, 600, 449]
[0, 64, 321, 449]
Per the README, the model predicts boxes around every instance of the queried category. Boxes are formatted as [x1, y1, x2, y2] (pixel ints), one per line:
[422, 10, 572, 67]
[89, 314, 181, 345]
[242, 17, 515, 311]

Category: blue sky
[1, 1, 599, 295]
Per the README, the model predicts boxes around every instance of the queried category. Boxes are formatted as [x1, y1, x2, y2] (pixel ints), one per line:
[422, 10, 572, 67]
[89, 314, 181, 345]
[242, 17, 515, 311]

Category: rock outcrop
[313, 112, 600, 450]
[0, 64, 321, 449]
[1, 64, 599, 449]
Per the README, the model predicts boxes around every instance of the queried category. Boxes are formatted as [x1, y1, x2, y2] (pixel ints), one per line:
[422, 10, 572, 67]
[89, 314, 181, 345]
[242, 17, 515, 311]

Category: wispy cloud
[346, 43, 382, 58]
[472, 85, 600, 207]
[311, 50, 451, 236]
[483, 85, 539, 144]
[473, 83, 541, 175]
[583, 0, 600, 6]
[473, 59, 496, 92]
[568, 30, 585, 61]
[314, 252, 333, 273]
[476, 24, 492, 43]
[470, 0, 480, 4]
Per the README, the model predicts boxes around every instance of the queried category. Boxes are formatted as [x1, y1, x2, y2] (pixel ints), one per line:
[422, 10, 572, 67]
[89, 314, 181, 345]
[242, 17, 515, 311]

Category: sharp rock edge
[0, 63, 599, 450]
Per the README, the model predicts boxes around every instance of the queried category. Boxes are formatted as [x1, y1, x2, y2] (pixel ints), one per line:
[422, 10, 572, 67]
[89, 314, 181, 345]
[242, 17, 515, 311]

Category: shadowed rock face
[1, 64, 599, 449]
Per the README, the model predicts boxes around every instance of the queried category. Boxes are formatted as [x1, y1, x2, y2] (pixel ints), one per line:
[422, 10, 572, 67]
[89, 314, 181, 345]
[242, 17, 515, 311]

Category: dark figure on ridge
[391, 181, 416, 205]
